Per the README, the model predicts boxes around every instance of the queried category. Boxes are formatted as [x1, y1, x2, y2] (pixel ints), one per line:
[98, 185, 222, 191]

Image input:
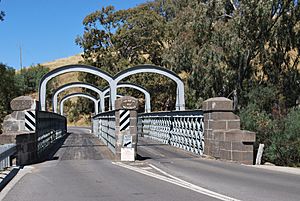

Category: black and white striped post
[25, 111, 36, 131]
[115, 96, 139, 161]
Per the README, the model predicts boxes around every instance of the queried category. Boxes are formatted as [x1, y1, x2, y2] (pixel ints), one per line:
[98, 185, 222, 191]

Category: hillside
[42, 54, 84, 70]
[23, 54, 84, 100]
[43, 53, 84, 95]
[42, 53, 84, 85]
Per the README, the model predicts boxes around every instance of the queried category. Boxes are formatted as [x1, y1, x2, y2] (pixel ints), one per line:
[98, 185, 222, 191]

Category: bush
[265, 109, 300, 167]
[240, 103, 276, 145]
[240, 103, 300, 167]
[0, 64, 20, 133]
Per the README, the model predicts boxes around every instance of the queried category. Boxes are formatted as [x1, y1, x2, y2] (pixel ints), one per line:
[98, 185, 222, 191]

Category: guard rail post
[115, 96, 139, 161]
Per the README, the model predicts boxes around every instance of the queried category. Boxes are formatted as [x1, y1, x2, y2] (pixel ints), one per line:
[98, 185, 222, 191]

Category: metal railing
[36, 111, 67, 156]
[0, 144, 16, 171]
[139, 110, 205, 155]
[92, 111, 116, 153]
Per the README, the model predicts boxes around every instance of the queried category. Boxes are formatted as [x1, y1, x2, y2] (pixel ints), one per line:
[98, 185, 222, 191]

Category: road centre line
[113, 162, 240, 201]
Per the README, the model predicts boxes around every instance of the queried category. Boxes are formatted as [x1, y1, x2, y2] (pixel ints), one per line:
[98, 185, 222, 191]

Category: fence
[92, 111, 116, 154]
[36, 111, 67, 156]
[0, 144, 16, 171]
[139, 110, 205, 155]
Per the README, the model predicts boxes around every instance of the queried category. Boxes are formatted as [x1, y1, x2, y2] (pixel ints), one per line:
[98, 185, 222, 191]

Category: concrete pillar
[202, 97, 256, 164]
[114, 96, 138, 161]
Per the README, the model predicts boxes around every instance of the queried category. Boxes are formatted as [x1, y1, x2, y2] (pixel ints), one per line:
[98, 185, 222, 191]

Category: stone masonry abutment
[202, 97, 256, 164]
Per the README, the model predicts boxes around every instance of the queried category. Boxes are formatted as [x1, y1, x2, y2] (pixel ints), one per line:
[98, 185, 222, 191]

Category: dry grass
[42, 54, 83, 70]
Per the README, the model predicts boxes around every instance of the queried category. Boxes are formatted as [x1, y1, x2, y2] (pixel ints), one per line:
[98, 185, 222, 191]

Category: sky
[0, 0, 148, 69]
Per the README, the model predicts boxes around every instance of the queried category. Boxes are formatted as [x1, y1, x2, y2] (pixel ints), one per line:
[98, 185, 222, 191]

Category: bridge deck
[56, 127, 114, 160]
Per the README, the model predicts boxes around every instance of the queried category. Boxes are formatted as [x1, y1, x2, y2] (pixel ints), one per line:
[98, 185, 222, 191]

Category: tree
[0, 64, 20, 133]
[76, 4, 177, 111]
[15, 64, 50, 95]
[0, 0, 5, 21]
[162, 0, 300, 109]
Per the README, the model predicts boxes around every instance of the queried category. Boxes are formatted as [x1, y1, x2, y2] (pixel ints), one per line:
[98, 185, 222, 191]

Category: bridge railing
[92, 110, 116, 154]
[138, 110, 205, 155]
[36, 111, 67, 156]
[0, 144, 16, 171]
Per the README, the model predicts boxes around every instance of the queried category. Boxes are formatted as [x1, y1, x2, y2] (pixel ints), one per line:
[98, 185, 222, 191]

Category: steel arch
[103, 82, 151, 113]
[113, 64, 185, 110]
[52, 82, 104, 113]
[60, 93, 98, 115]
[39, 64, 114, 111]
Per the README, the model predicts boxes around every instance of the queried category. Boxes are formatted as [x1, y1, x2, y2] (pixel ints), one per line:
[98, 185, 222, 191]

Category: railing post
[114, 96, 139, 161]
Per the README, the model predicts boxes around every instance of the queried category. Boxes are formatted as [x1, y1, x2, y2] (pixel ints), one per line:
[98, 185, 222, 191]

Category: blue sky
[0, 0, 148, 69]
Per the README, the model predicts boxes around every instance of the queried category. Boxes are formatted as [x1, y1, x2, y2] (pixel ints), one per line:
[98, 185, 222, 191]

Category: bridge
[0, 64, 299, 201]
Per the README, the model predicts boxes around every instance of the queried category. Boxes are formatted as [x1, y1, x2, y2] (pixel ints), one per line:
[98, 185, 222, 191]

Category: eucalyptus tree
[76, 4, 177, 111]
[0, 0, 4, 21]
[0, 64, 19, 133]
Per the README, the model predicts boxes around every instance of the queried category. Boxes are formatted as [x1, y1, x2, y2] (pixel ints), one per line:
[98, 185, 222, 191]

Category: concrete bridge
[0, 64, 299, 201]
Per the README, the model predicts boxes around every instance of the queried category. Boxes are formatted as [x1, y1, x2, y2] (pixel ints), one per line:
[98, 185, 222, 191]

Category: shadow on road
[136, 154, 152, 161]
[137, 143, 169, 147]
[60, 144, 107, 148]
[38, 132, 71, 162]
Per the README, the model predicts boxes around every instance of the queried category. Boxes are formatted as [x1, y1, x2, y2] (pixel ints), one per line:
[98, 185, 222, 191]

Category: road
[137, 138, 300, 201]
[1, 127, 300, 201]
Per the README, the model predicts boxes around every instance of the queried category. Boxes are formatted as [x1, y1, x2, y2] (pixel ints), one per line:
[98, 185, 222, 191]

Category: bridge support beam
[114, 96, 139, 161]
[202, 97, 256, 165]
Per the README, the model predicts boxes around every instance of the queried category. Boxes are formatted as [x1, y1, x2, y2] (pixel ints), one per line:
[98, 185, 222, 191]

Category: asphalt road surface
[137, 137, 300, 201]
[2, 127, 300, 201]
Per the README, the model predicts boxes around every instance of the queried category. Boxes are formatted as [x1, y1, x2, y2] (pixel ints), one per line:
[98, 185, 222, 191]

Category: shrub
[265, 109, 300, 166]
[240, 103, 276, 145]
[240, 103, 300, 166]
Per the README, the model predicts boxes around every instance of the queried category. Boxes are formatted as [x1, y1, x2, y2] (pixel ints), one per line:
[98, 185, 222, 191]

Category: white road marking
[113, 162, 240, 201]
[140, 167, 152, 170]
[149, 164, 185, 182]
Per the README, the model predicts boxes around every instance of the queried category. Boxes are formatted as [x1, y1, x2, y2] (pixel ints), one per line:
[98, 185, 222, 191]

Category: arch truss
[59, 92, 98, 115]
[52, 82, 104, 114]
[39, 64, 185, 112]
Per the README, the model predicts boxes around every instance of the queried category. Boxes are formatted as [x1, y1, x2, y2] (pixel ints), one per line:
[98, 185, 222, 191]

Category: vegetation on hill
[76, 0, 300, 166]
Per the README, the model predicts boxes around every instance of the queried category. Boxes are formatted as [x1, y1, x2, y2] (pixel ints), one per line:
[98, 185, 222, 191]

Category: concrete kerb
[0, 166, 34, 200]
[246, 165, 300, 176]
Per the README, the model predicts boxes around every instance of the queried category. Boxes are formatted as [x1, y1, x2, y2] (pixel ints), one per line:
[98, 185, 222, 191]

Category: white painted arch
[113, 65, 185, 111]
[40, 64, 185, 112]
[52, 82, 105, 114]
[104, 94, 123, 99]
[103, 82, 151, 113]
[60, 93, 98, 116]
[39, 64, 114, 111]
